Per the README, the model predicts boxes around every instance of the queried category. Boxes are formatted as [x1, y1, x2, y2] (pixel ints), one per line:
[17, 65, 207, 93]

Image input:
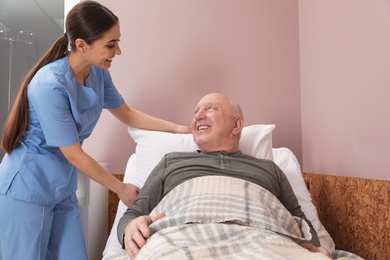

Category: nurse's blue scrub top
[0, 55, 124, 206]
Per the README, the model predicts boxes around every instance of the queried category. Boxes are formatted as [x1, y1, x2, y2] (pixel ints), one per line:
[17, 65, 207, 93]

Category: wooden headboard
[108, 174, 124, 232]
[302, 172, 389, 260]
[108, 173, 389, 260]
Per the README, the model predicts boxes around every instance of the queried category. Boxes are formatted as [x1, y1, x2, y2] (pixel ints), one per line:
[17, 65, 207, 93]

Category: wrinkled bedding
[108, 176, 363, 260]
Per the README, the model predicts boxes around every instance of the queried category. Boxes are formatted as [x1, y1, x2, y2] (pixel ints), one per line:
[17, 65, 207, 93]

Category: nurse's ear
[74, 38, 88, 53]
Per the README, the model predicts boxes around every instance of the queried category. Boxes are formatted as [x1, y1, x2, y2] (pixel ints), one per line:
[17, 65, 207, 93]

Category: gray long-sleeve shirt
[117, 151, 320, 247]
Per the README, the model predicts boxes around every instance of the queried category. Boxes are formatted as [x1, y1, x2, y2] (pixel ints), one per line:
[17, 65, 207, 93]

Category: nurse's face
[84, 22, 122, 69]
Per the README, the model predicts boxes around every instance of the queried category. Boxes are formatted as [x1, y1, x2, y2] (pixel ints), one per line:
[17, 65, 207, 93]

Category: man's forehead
[195, 101, 222, 109]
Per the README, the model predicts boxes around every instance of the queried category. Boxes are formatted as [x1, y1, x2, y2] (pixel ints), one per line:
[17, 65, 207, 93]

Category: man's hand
[124, 213, 165, 259]
[299, 242, 334, 259]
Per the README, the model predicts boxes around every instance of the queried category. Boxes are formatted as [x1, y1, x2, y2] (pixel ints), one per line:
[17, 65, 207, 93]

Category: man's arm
[272, 163, 334, 258]
[117, 156, 167, 247]
[272, 163, 321, 246]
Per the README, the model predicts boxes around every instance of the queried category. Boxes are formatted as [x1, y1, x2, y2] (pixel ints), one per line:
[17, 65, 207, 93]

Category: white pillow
[272, 147, 335, 252]
[128, 124, 275, 188]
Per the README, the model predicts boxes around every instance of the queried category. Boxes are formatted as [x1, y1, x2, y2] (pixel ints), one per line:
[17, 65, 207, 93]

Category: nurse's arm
[59, 142, 139, 207]
[109, 103, 191, 134]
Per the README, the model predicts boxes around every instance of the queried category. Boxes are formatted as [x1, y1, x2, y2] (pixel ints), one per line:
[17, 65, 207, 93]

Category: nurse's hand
[117, 183, 140, 207]
[175, 125, 192, 134]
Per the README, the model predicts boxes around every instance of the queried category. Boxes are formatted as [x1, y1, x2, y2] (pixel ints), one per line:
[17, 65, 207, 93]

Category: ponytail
[1, 35, 68, 153]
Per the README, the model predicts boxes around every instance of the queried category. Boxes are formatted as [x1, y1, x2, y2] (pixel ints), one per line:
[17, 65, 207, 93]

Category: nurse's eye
[106, 39, 120, 49]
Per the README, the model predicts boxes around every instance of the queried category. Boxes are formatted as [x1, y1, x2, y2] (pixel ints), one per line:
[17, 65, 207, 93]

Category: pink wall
[83, 0, 302, 174]
[84, 1, 390, 181]
[299, 1, 390, 180]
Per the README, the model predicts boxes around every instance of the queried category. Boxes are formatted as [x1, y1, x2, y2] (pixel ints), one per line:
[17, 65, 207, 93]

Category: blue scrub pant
[0, 193, 88, 260]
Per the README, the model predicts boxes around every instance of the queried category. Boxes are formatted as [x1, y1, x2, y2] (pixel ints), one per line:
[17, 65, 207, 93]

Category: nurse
[0, 1, 190, 259]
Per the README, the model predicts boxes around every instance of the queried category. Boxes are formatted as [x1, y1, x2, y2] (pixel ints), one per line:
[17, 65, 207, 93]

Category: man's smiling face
[191, 93, 238, 153]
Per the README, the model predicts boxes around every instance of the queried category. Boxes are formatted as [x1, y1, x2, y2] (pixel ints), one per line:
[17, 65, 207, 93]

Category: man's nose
[194, 111, 205, 120]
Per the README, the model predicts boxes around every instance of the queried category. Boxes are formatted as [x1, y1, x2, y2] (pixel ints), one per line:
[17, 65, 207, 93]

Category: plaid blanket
[108, 176, 363, 260]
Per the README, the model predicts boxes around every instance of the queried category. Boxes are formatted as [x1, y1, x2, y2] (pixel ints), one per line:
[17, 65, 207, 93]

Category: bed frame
[108, 173, 389, 260]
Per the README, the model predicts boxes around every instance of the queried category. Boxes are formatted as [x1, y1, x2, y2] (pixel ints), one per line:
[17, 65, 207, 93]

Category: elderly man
[117, 93, 332, 259]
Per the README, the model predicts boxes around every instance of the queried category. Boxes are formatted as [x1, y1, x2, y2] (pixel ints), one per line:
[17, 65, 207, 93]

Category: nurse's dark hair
[1, 0, 118, 153]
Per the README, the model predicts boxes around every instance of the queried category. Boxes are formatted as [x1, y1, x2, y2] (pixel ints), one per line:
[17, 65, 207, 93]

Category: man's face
[191, 93, 236, 153]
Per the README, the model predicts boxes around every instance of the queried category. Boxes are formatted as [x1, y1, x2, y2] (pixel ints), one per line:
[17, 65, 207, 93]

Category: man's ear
[232, 116, 243, 136]
[75, 38, 87, 52]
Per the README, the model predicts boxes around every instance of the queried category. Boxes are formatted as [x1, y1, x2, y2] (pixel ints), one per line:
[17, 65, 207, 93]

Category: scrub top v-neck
[0, 55, 124, 206]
